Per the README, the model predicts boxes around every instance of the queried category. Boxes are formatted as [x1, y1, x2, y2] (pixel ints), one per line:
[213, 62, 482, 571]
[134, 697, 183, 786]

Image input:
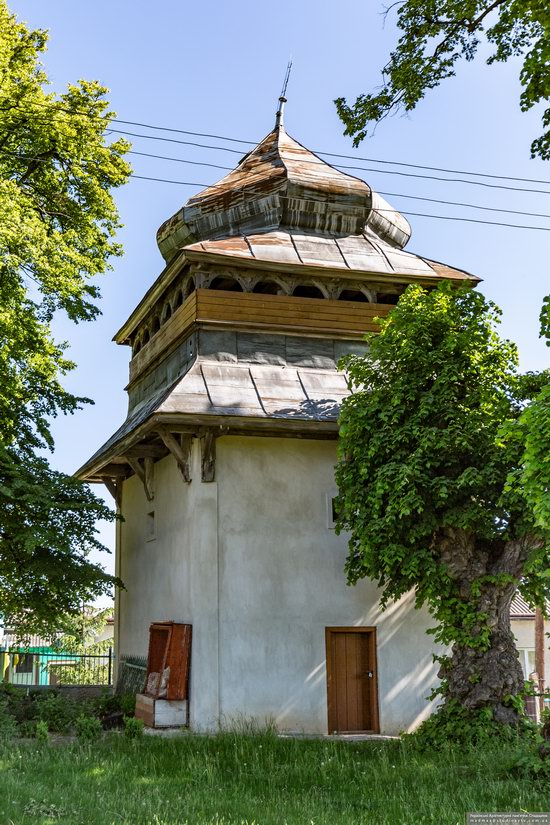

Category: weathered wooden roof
[156, 125, 412, 261]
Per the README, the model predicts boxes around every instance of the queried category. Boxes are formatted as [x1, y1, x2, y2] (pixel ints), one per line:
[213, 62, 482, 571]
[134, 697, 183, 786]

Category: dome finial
[275, 58, 292, 130]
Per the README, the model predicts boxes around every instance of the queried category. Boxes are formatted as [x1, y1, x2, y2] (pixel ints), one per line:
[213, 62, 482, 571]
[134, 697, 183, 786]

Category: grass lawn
[0, 732, 547, 825]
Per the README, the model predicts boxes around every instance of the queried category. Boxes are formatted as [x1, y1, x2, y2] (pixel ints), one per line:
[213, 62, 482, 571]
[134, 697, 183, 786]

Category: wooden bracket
[126, 456, 154, 502]
[104, 479, 122, 509]
[201, 430, 216, 483]
[157, 428, 192, 483]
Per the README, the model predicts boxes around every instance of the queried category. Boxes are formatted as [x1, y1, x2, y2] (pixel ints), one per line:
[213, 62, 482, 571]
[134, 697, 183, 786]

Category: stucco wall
[215, 436, 441, 735]
[117, 434, 443, 735]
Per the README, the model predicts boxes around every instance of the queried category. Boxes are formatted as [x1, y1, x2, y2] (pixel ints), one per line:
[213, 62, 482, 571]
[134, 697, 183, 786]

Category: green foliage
[0, 698, 18, 739]
[336, 283, 549, 724]
[120, 693, 136, 717]
[35, 719, 48, 743]
[18, 718, 37, 738]
[123, 715, 144, 739]
[75, 714, 101, 742]
[0, 2, 129, 634]
[36, 693, 77, 734]
[335, 1, 550, 160]
[337, 283, 548, 645]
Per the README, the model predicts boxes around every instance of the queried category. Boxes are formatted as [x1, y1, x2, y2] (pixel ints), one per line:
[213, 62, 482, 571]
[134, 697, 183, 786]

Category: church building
[78, 100, 478, 735]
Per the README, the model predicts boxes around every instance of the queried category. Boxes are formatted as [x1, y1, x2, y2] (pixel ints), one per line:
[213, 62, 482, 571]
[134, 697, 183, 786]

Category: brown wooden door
[326, 628, 379, 733]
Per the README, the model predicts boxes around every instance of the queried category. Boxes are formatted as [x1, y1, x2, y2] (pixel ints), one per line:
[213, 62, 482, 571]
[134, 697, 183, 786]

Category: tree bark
[439, 600, 524, 725]
[437, 528, 538, 724]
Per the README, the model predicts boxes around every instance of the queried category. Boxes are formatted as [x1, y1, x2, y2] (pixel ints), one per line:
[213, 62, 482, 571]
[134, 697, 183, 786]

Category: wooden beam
[201, 430, 216, 483]
[144, 457, 155, 499]
[126, 456, 154, 501]
[99, 463, 129, 477]
[157, 428, 192, 483]
[103, 479, 122, 509]
[126, 444, 167, 459]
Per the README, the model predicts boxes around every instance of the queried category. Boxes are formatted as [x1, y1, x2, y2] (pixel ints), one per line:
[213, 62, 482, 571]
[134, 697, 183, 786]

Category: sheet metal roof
[156, 124, 412, 262]
[77, 358, 346, 479]
[183, 228, 474, 282]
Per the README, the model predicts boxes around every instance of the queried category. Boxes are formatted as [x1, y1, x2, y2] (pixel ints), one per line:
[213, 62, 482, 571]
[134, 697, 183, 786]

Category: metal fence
[1, 648, 113, 687]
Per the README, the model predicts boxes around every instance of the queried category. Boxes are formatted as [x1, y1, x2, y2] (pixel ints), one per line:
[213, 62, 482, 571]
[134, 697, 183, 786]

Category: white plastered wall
[117, 434, 443, 735]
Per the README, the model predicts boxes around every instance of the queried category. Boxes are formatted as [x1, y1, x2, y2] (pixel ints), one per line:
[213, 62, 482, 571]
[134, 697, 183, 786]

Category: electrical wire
[2, 101, 550, 187]
[3, 147, 550, 229]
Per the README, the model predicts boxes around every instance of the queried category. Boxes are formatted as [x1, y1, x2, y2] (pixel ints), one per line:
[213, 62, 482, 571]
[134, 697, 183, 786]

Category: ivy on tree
[336, 283, 549, 731]
[0, 2, 130, 636]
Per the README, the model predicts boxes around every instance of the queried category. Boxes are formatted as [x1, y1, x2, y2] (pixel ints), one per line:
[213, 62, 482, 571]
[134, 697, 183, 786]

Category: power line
[4, 147, 550, 225]
[126, 151, 550, 218]
[129, 174, 550, 232]
[2, 101, 550, 188]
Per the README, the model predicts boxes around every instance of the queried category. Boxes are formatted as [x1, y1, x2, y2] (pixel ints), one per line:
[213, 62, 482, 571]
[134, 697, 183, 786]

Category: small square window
[146, 511, 156, 542]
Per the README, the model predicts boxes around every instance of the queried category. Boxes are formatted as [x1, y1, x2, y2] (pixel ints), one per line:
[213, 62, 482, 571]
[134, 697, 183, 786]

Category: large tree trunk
[437, 528, 538, 725]
[439, 592, 524, 724]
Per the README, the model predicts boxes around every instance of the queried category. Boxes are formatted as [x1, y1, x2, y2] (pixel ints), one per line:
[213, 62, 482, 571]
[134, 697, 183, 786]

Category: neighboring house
[0, 633, 79, 687]
[0, 617, 114, 687]
[78, 101, 486, 735]
[510, 595, 549, 681]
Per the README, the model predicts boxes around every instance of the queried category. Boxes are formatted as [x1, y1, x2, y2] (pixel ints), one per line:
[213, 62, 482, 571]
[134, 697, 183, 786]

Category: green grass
[0, 732, 547, 824]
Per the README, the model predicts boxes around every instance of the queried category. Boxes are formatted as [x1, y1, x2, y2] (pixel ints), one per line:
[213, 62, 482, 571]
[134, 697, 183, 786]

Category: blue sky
[11, 1, 550, 582]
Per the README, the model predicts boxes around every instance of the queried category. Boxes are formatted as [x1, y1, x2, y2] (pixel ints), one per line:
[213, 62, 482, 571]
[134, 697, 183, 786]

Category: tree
[0, 2, 130, 635]
[335, 1, 550, 160]
[335, 283, 549, 734]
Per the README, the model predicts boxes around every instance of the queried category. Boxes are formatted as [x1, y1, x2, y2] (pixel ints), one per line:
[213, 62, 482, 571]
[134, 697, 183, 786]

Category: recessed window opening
[142, 330, 150, 345]
[378, 293, 399, 305]
[292, 284, 324, 299]
[339, 289, 368, 302]
[162, 304, 172, 323]
[210, 276, 243, 292]
[174, 290, 183, 309]
[146, 511, 156, 542]
[151, 316, 161, 335]
[134, 339, 142, 355]
[253, 280, 280, 295]
[184, 278, 196, 299]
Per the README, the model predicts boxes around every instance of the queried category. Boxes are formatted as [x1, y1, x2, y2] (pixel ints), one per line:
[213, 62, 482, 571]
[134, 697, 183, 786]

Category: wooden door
[326, 628, 379, 734]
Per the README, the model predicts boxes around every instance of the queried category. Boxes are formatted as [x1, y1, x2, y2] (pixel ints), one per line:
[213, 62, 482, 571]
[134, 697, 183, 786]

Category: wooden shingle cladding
[128, 289, 392, 386]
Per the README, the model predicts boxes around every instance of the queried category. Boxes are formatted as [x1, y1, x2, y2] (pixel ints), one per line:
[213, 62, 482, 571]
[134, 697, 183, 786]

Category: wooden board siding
[326, 628, 379, 734]
[129, 289, 391, 383]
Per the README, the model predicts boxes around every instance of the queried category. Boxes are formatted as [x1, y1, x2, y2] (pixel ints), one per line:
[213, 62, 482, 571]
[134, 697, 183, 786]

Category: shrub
[36, 693, 77, 734]
[76, 715, 102, 742]
[120, 693, 136, 717]
[123, 715, 144, 739]
[35, 720, 49, 743]
[0, 700, 18, 740]
[19, 719, 37, 738]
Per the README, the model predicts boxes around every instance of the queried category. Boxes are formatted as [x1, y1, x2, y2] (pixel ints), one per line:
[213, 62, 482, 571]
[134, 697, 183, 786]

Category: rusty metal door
[326, 628, 379, 734]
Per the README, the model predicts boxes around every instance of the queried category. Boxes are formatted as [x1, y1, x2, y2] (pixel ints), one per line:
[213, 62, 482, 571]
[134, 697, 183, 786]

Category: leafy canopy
[336, 283, 549, 649]
[336, 1, 550, 160]
[0, 2, 130, 635]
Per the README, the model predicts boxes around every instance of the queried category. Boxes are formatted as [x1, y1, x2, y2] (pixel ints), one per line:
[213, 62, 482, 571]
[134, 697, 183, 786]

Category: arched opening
[174, 290, 183, 309]
[133, 339, 142, 355]
[142, 330, 150, 346]
[162, 303, 172, 323]
[253, 280, 280, 295]
[151, 316, 160, 335]
[292, 284, 325, 299]
[210, 276, 243, 292]
[338, 289, 369, 303]
[378, 293, 399, 305]
[184, 277, 196, 299]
